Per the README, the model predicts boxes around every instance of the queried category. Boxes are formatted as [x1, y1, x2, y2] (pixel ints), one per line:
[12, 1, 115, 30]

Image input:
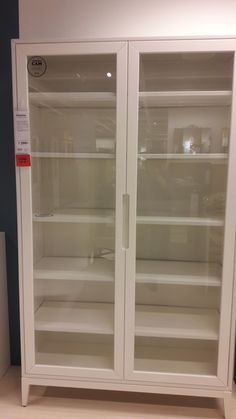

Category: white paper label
[14, 110, 30, 154]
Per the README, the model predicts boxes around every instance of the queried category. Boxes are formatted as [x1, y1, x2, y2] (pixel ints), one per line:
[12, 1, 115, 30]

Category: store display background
[2, 0, 236, 372]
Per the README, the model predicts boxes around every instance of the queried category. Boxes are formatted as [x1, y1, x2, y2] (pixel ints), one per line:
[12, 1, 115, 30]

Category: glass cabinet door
[17, 43, 127, 378]
[126, 43, 236, 385]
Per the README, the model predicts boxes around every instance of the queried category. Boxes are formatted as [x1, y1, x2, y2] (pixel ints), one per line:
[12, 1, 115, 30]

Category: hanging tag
[16, 154, 31, 167]
[14, 110, 30, 154]
[14, 110, 31, 167]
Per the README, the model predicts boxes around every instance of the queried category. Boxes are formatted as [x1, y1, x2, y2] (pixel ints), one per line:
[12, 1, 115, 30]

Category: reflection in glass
[29, 54, 117, 370]
[135, 52, 233, 376]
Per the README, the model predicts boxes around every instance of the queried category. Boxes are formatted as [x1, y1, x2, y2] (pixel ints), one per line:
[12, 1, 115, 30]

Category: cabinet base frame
[21, 374, 232, 418]
[223, 392, 232, 419]
[22, 377, 30, 407]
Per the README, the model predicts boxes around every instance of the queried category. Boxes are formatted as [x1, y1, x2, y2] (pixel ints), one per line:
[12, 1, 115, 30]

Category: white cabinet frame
[125, 39, 236, 389]
[12, 41, 128, 380]
[11, 38, 236, 413]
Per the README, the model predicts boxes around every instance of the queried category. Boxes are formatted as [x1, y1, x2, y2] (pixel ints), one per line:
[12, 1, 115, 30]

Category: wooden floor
[0, 367, 236, 418]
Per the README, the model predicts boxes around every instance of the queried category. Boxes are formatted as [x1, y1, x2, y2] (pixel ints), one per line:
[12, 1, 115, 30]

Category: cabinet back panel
[43, 224, 115, 258]
[135, 283, 220, 309]
[32, 158, 115, 212]
[136, 225, 223, 263]
[35, 108, 116, 153]
[35, 281, 114, 303]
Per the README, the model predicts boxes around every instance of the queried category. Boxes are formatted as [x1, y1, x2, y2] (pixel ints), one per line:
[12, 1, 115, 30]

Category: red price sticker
[16, 154, 31, 167]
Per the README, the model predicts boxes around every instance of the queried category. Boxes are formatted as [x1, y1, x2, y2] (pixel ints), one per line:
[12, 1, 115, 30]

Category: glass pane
[28, 54, 117, 370]
[135, 52, 233, 376]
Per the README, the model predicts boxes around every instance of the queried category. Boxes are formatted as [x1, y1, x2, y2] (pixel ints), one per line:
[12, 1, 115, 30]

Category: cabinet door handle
[122, 194, 129, 250]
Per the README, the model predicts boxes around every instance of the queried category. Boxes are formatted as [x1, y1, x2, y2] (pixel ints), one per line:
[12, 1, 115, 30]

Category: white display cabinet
[12, 38, 236, 417]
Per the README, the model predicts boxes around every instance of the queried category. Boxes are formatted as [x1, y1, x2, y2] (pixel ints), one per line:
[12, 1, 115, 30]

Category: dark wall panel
[0, 2, 20, 364]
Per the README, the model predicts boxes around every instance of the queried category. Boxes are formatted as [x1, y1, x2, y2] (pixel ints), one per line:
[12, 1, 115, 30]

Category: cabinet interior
[25, 50, 233, 376]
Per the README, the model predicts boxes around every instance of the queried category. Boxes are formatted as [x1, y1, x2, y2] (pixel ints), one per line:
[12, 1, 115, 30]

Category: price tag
[14, 110, 30, 154]
[14, 110, 31, 167]
[16, 154, 31, 167]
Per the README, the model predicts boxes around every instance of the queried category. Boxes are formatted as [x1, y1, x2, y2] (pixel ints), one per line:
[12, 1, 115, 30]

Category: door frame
[125, 38, 236, 387]
[12, 40, 128, 380]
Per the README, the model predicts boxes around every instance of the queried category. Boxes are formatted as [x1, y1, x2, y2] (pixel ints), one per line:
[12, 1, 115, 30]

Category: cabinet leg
[223, 392, 231, 419]
[21, 378, 30, 407]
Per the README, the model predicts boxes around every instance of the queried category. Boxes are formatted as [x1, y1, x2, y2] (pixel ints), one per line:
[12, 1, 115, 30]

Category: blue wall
[0, 2, 20, 364]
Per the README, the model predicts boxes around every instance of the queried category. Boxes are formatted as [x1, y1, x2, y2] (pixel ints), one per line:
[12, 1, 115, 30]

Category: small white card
[14, 110, 30, 154]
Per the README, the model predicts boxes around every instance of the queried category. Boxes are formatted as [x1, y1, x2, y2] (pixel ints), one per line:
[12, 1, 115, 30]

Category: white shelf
[29, 92, 116, 108]
[136, 215, 224, 227]
[35, 301, 218, 341]
[136, 260, 221, 286]
[32, 152, 115, 159]
[135, 305, 219, 340]
[139, 90, 232, 107]
[35, 258, 220, 286]
[33, 209, 115, 224]
[33, 211, 223, 226]
[35, 301, 114, 334]
[135, 346, 216, 375]
[34, 257, 114, 281]
[31, 90, 228, 109]
[36, 341, 113, 369]
[138, 153, 227, 161]
[32, 152, 227, 161]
